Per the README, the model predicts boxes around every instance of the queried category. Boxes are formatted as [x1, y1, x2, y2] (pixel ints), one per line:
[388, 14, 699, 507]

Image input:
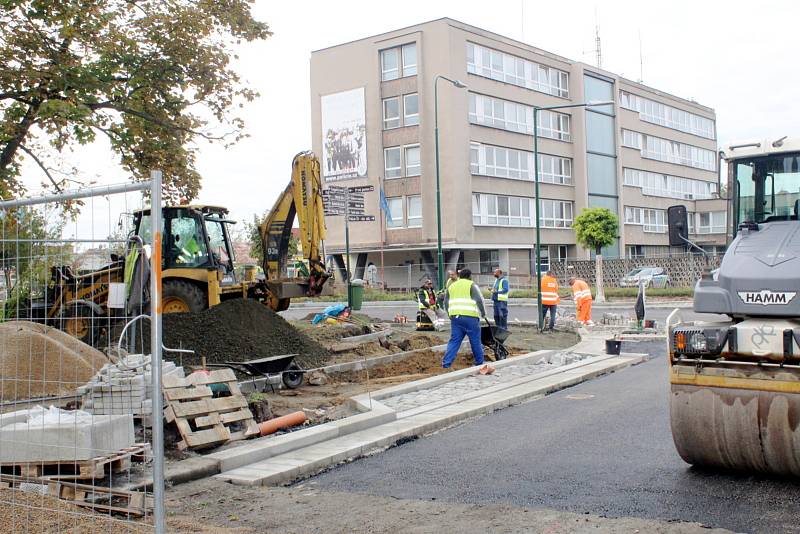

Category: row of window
[469, 142, 573, 185]
[621, 129, 716, 171]
[623, 168, 718, 200]
[385, 195, 422, 229]
[465, 42, 570, 98]
[472, 193, 574, 228]
[380, 43, 417, 81]
[689, 211, 727, 234]
[383, 93, 418, 129]
[624, 206, 668, 233]
[469, 93, 571, 141]
[619, 90, 715, 140]
[384, 145, 420, 178]
[625, 206, 727, 234]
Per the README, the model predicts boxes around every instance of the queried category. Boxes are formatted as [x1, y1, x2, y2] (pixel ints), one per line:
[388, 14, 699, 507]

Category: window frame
[384, 146, 402, 179]
[382, 96, 400, 129]
[404, 144, 421, 177]
[403, 93, 419, 126]
[406, 195, 422, 228]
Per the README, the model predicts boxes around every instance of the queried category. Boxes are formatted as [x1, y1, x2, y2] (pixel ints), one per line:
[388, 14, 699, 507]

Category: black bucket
[605, 339, 622, 355]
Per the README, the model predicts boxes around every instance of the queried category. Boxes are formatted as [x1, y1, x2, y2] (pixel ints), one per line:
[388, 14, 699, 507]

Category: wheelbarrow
[481, 319, 510, 361]
[206, 353, 305, 391]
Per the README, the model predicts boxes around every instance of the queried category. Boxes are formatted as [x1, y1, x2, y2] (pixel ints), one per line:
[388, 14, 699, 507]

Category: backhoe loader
[16, 151, 331, 344]
[667, 137, 800, 476]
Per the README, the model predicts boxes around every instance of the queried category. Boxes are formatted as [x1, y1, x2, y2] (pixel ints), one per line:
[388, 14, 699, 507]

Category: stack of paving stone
[78, 354, 185, 426]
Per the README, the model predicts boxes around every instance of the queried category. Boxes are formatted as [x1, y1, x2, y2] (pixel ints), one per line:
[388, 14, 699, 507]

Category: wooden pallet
[0, 443, 151, 480]
[163, 368, 260, 450]
[0, 474, 152, 516]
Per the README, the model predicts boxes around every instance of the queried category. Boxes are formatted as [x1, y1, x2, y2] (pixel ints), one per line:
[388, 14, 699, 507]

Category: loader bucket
[670, 382, 800, 476]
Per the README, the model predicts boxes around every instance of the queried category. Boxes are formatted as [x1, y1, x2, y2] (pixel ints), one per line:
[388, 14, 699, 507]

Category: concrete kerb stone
[350, 350, 554, 407]
[317, 344, 450, 374]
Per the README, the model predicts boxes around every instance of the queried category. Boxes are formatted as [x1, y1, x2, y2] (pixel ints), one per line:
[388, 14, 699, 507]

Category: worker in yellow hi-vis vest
[442, 268, 486, 368]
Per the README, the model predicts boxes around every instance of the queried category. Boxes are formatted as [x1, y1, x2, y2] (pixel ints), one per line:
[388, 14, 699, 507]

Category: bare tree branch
[18, 144, 63, 192]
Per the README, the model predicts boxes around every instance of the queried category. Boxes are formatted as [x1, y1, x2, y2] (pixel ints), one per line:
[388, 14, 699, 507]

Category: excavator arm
[259, 151, 331, 311]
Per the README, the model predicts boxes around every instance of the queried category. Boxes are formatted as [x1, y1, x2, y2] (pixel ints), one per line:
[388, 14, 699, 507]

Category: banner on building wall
[321, 87, 367, 182]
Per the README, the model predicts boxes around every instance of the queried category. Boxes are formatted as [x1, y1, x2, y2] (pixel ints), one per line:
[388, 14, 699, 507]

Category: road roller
[667, 137, 800, 476]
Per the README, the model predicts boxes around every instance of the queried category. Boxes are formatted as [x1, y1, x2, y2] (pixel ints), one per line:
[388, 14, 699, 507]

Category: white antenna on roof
[594, 9, 602, 68]
[638, 30, 644, 83]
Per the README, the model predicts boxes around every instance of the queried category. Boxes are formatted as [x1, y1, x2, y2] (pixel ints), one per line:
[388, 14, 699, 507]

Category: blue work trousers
[542, 304, 557, 330]
[493, 300, 508, 330]
[442, 315, 484, 368]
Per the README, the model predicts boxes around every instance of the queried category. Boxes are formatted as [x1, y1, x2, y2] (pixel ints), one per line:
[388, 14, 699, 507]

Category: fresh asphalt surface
[306, 339, 800, 534]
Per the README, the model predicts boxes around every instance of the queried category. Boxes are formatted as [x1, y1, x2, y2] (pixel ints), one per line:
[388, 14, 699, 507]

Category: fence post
[150, 170, 166, 534]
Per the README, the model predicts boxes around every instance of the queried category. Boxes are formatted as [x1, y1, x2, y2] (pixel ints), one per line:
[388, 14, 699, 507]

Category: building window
[386, 197, 403, 228]
[407, 195, 422, 227]
[383, 97, 400, 129]
[621, 129, 642, 149]
[403, 93, 419, 126]
[473, 193, 534, 227]
[696, 211, 726, 234]
[404, 145, 421, 176]
[620, 90, 715, 140]
[384, 147, 401, 178]
[381, 43, 417, 81]
[469, 142, 572, 185]
[402, 43, 417, 77]
[537, 109, 571, 141]
[626, 245, 645, 258]
[625, 206, 667, 233]
[479, 250, 499, 274]
[380, 48, 399, 81]
[621, 129, 716, 171]
[465, 42, 569, 98]
[468, 93, 571, 141]
[540, 199, 574, 228]
[623, 168, 717, 200]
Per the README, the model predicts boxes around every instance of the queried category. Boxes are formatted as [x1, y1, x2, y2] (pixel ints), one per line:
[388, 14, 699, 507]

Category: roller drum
[670, 384, 800, 476]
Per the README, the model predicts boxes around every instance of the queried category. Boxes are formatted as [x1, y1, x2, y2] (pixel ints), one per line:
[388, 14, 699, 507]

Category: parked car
[619, 266, 671, 288]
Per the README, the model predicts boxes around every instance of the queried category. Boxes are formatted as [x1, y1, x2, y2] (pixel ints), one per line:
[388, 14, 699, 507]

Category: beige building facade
[310, 18, 725, 289]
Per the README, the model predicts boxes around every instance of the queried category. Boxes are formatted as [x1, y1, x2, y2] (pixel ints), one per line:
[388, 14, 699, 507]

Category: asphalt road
[307, 340, 800, 534]
[281, 301, 727, 325]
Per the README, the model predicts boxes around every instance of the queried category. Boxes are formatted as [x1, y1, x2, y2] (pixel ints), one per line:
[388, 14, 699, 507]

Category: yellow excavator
[20, 151, 331, 344]
[667, 137, 800, 477]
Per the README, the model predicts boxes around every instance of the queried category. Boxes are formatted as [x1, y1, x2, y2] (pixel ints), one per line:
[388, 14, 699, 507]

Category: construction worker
[417, 279, 438, 330]
[445, 269, 458, 289]
[442, 268, 486, 368]
[569, 277, 594, 326]
[540, 270, 560, 331]
[490, 268, 509, 330]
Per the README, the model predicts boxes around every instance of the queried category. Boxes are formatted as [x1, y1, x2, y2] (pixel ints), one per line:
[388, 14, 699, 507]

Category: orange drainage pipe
[259, 411, 307, 436]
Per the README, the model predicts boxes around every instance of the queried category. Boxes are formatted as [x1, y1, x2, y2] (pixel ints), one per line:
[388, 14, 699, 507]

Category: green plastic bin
[349, 279, 365, 310]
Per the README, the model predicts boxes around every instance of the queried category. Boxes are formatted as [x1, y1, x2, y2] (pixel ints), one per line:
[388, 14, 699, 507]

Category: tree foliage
[573, 207, 619, 255]
[0, 0, 270, 201]
[244, 210, 297, 266]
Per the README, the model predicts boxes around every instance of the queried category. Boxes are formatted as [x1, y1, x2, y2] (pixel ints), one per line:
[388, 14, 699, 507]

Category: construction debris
[163, 368, 260, 450]
[79, 354, 185, 426]
[0, 321, 109, 400]
[0, 444, 150, 481]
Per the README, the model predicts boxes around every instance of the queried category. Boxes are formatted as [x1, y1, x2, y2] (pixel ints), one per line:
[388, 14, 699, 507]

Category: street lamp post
[434, 75, 467, 290]
[533, 100, 614, 331]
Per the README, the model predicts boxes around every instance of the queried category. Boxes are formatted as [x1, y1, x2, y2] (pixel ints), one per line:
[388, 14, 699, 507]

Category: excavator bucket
[670, 369, 800, 476]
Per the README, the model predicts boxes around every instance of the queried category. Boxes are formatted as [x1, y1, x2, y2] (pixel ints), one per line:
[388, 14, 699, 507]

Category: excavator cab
[133, 205, 239, 313]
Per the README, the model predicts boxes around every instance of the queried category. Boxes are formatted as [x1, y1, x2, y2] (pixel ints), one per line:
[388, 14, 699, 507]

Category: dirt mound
[0, 321, 109, 400]
[334, 350, 479, 382]
[158, 299, 330, 369]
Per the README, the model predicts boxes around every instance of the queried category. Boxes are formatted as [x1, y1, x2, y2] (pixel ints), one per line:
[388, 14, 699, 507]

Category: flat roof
[312, 17, 714, 113]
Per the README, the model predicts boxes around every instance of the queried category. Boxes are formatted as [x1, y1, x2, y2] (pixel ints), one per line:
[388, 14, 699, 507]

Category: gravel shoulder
[165, 478, 733, 534]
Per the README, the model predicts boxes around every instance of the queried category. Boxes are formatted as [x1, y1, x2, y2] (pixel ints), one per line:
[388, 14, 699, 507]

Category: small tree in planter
[573, 208, 619, 303]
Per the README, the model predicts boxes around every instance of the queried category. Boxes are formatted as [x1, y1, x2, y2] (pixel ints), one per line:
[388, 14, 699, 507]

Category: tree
[573, 207, 619, 303]
[0, 1, 271, 201]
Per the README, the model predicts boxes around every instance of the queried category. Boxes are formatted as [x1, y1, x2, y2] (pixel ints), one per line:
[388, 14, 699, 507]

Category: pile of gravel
[156, 299, 330, 369]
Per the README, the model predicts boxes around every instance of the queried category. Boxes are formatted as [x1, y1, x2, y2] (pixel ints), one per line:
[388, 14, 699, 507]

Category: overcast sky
[21, 0, 799, 238]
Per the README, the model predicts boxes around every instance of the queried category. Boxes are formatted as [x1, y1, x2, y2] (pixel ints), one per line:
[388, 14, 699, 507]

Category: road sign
[348, 215, 375, 222]
[348, 185, 374, 193]
[347, 201, 365, 209]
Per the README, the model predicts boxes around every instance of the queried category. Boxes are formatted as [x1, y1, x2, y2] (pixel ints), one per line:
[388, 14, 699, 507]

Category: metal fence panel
[0, 177, 163, 533]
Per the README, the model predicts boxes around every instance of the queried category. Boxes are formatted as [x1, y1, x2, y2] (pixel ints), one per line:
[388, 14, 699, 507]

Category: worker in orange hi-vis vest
[539, 271, 560, 332]
[568, 277, 594, 326]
